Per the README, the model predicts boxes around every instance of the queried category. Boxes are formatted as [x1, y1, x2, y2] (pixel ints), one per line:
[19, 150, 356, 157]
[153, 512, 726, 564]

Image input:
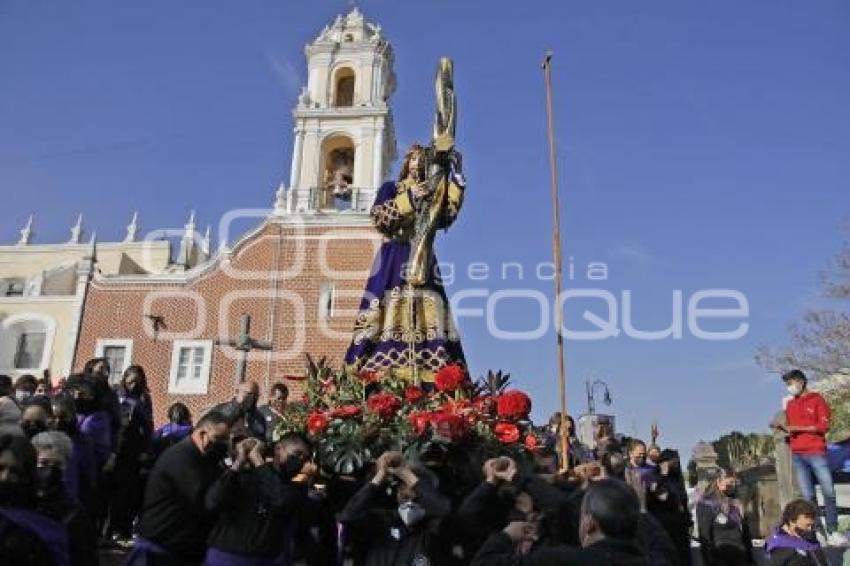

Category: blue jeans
[792, 453, 838, 531]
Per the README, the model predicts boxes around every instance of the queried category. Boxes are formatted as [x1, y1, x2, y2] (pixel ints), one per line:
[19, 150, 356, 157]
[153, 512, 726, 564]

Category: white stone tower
[282, 7, 398, 215]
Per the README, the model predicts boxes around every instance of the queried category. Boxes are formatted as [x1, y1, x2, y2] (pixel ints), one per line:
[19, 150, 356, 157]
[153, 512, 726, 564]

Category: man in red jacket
[776, 369, 847, 546]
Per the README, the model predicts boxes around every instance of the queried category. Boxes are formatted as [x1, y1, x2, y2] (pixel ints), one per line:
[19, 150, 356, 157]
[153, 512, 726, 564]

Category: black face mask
[724, 487, 738, 498]
[0, 482, 33, 507]
[35, 465, 64, 499]
[205, 440, 229, 462]
[280, 454, 304, 479]
[22, 421, 48, 440]
[794, 526, 816, 541]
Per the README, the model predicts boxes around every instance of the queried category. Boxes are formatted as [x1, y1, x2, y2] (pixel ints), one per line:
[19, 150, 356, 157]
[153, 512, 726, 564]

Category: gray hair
[31, 431, 73, 467]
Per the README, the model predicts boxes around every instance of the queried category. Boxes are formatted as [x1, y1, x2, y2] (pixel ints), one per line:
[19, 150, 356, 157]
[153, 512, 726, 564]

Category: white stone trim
[168, 339, 213, 395]
[0, 312, 57, 375]
[0, 241, 170, 254]
[0, 296, 77, 304]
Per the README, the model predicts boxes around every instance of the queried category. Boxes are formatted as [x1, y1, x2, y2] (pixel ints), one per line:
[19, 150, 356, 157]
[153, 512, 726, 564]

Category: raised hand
[248, 440, 266, 467]
[233, 438, 256, 470]
[373, 451, 404, 485]
[492, 456, 517, 483]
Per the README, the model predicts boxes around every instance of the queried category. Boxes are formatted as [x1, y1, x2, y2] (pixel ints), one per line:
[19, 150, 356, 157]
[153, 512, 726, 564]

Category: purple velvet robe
[343, 178, 466, 382]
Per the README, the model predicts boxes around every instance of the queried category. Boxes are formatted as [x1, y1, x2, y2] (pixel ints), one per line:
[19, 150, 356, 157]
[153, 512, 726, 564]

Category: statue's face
[408, 152, 423, 180]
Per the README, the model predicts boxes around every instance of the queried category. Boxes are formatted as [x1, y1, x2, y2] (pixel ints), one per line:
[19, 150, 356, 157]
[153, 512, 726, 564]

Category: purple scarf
[765, 526, 821, 556]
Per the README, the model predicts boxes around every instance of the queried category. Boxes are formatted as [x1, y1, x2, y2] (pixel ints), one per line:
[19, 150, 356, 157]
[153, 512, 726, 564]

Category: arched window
[334, 67, 355, 107]
[0, 314, 55, 373]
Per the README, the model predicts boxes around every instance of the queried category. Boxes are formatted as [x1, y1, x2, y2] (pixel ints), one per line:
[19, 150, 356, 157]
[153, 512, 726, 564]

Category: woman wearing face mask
[31, 431, 99, 566]
[339, 450, 455, 566]
[766, 499, 828, 565]
[652, 449, 693, 566]
[66, 373, 113, 534]
[204, 433, 312, 565]
[104, 366, 155, 547]
[696, 467, 755, 565]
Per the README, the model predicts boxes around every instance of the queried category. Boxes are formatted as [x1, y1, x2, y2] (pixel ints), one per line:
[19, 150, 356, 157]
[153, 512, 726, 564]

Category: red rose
[404, 386, 425, 404]
[330, 405, 362, 418]
[494, 422, 520, 444]
[524, 433, 540, 450]
[306, 412, 329, 435]
[366, 392, 402, 419]
[408, 411, 432, 436]
[434, 364, 466, 392]
[358, 370, 381, 385]
[496, 390, 532, 420]
[432, 411, 468, 442]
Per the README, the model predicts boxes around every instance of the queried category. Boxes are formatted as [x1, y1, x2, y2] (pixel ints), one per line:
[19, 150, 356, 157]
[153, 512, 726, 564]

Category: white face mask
[787, 383, 803, 396]
[15, 390, 31, 402]
[398, 501, 427, 528]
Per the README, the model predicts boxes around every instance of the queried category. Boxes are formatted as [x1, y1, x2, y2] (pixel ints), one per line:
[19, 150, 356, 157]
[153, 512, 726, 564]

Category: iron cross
[215, 314, 272, 384]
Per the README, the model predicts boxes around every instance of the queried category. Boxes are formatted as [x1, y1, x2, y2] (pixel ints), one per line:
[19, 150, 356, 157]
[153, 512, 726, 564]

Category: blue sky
[2, 0, 849, 457]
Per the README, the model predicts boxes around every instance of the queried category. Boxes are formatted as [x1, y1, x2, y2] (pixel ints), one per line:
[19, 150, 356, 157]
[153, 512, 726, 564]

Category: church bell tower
[280, 8, 398, 215]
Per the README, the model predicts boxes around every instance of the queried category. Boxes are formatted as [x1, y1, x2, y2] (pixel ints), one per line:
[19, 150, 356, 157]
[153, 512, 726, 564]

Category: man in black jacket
[205, 432, 311, 565]
[472, 478, 650, 566]
[339, 450, 455, 566]
[128, 410, 231, 566]
[456, 456, 577, 557]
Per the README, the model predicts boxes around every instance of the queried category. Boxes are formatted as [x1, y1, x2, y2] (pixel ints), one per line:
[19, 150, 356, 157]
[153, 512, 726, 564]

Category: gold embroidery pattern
[346, 345, 461, 383]
[351, 286, 460, 347]
[370, 199, 403, 233]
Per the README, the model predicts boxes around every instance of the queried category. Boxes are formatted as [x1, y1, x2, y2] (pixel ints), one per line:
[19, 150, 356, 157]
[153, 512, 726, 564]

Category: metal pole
[542, 51, 570, 472]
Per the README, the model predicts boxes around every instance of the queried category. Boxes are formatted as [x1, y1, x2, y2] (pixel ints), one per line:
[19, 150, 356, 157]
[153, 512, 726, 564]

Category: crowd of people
[0, 362, 841, 565]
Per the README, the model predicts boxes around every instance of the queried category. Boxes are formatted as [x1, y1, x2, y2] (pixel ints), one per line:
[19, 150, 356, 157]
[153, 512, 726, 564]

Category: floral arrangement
[274, 355, 543, 476]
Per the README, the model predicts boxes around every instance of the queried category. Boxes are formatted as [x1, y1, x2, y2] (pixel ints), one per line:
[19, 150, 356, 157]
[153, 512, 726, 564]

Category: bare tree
[756, 231, 850, 380]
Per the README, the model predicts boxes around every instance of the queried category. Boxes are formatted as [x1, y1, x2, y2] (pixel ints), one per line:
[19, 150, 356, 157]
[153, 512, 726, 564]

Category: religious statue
[344, 58, 466, 384]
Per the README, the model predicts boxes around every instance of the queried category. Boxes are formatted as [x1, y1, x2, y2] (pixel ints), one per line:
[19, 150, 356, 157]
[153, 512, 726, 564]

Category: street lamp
[585, 379, 613, 415]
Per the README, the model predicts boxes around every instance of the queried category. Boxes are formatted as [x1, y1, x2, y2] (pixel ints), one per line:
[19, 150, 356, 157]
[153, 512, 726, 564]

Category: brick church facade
[73, 8, 399, 422]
